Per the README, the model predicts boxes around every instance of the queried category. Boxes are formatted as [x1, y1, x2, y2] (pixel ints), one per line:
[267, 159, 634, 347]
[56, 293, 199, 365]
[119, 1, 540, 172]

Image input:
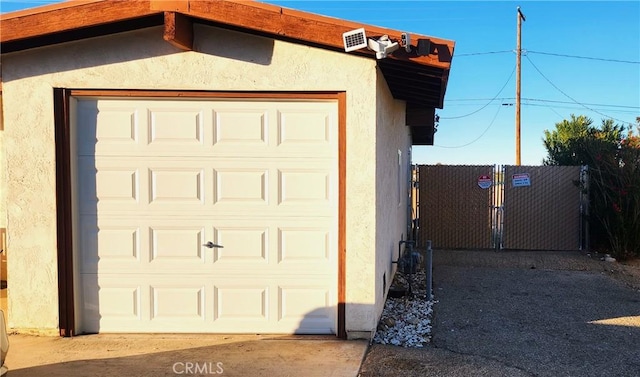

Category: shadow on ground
[7, 334, 367, 377]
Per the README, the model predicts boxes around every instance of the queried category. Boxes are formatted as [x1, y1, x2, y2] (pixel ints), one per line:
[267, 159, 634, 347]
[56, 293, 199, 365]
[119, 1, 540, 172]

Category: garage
[74, 96, 339, 334]
[1, 0, 454, 338]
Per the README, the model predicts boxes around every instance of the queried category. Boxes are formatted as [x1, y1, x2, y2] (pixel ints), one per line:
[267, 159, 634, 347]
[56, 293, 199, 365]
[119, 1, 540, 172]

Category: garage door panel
[82, 220, 336, 274]
[277, 227, 330, 264]
[77, 101, 141, 156]
[149, 226, 206, 264]
[277, 108, 332, 146]
[76, 98, 337, 334]
[149, 168, 205, 204]
[213, 108, 268, 146]
[79, 99, 336, 157]
[82, 277, 336, 333]
[213, 168, 268, 205]
[278, 168, 332, 205]
[79, 219, 141, 273]
[148, 108, 204, 146]
[213, 226, 268, 263]
[214, 284, 269, 321]
[150, 285, 206, 321]
[78, 159, 140, 211]
[211, 218, 336, 274]
[80, 277, 142, 333]
[96, 168, 139, 203]
[98, 286, 141, 319]
[81, 218, 335, 275]
[82, 161, 337, 215]
[79, 157, 146, 214]
[278, 285, 335, 334]
[276, 276, 336, 334]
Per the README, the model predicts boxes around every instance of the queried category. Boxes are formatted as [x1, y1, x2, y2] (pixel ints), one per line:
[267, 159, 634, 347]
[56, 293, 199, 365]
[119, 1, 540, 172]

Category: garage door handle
[203, 241, 224, 249]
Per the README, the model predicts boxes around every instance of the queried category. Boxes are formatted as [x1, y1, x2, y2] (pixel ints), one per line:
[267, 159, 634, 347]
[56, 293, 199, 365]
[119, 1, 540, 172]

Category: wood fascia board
[163, 12, 193, 51]
[150, 0, 190, 12]
[0, 0, 160, 43]
[186, 1, 454, 70]
[0, 0, 105, 19]
[0, 0, 454, 71]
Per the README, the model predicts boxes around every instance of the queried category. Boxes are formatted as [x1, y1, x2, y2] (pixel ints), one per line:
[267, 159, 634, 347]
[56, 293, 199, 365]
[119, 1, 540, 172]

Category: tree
[542, 115, 640, 259]
[542, 115, 624, 166]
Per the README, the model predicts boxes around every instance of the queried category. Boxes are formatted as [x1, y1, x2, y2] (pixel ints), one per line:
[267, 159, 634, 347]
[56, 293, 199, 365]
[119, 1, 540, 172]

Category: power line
[520, 102, 639, 114]
[545, 105, 566, 120]
[522, 98, 639, 109]
[447, 97, 640, 109]
[528, 50, 640, 64]
[447, 97, 514, 102]
[525, 55, 637, 124]
[440, 65, 515, 119]
[453, 49, 639, 64]
[447, 102, 638, 114]
[434, 105, 503, 149]
[455, 50, 513, 57]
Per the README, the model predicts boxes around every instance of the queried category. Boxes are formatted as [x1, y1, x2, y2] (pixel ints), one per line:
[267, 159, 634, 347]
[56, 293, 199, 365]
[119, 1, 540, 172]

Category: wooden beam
[337, 91, 347, 339]
[438, 69, 451, 109]
[187, 1, 455, 70]
[0, 0, 158, 43]
[54, 88, 76, 337]
[163, 12, 193, 51]
[410, 126, 435, 146]
[0, 0, 454, 71]
[406, 104, 435, 128]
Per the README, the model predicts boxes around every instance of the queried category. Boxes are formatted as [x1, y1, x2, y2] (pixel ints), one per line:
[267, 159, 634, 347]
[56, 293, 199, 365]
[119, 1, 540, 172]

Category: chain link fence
[415, 164, 586, 251]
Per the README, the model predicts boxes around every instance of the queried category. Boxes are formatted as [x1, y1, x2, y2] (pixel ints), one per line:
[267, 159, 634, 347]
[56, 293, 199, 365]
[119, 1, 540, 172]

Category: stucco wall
[0, 93, 6, 228]
[374, 70, 412, 328]
[0, 25, 383, 334]
[0, 109, 5, 229]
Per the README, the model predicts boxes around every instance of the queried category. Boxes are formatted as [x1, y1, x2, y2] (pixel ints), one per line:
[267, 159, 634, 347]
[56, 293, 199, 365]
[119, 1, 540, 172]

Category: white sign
[512, 173, 531, 187]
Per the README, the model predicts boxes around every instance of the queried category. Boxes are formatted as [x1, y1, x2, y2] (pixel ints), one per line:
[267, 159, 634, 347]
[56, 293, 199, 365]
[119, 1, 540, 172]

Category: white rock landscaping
[373, 270, 435, 348]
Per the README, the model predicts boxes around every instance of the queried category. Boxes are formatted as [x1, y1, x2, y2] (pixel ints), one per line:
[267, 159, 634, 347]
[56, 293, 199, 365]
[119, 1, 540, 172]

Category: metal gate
[416, 165, 587, 251]
[416, 165, 494, 249]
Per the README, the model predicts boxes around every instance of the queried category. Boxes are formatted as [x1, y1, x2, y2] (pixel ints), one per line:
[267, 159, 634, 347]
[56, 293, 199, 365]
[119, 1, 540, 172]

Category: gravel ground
[360, 249, 640, 377]
[373, 271, 434, 348]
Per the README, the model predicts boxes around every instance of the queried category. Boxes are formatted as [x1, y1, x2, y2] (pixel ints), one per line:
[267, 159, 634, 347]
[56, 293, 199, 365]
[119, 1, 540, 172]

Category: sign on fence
[511, 173, 531, 187]
[417, 165, 586, 251]
[477, 175, 492, 189]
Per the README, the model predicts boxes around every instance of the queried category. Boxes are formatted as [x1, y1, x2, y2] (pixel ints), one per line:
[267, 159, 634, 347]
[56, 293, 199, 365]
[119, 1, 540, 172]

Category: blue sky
[2, 1, 639, 166]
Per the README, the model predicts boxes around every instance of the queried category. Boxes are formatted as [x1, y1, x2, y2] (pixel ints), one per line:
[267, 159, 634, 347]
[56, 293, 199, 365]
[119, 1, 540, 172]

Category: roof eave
[0, 0, 454, 108]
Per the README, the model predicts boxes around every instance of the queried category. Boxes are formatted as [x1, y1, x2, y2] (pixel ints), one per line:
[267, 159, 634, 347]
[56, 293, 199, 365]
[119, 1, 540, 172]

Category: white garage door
[74, 97, 338, 334]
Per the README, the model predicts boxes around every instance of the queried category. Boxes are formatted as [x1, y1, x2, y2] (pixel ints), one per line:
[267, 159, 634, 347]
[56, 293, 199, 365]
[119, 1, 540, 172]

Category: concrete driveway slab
[5, 334, 368, 377]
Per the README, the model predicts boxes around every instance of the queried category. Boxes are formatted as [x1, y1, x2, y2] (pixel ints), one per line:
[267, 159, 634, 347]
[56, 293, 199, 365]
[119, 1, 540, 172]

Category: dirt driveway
[5, 334, 367, 377]
[358, 250, 640, 377]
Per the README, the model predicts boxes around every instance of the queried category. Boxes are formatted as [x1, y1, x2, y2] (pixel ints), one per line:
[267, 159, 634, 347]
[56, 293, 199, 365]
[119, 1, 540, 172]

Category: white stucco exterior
[1, 24, 410, 337]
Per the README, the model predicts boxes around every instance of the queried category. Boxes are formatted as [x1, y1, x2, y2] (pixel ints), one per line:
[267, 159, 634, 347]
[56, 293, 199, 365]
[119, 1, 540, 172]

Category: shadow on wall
[2, 25, 275, 83]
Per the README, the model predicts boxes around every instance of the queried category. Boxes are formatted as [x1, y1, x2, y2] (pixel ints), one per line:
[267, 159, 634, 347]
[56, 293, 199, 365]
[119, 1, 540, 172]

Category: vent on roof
[342, 28, 367, 52]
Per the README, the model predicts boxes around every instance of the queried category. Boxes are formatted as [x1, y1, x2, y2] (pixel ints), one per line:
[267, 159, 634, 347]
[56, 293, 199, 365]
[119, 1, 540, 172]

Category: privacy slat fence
[502, 165, 584, 250]
[417, 165, 494, 249]
[416, 165, 587, 251]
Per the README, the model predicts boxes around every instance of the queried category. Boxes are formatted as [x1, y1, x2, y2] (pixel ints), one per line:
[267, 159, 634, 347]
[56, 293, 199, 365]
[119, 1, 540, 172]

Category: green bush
[543, 115, 640, 259]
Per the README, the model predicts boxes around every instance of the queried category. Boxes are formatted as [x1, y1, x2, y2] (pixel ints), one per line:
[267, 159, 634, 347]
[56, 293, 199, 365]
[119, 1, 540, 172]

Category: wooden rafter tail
[163, 12, 193, 51]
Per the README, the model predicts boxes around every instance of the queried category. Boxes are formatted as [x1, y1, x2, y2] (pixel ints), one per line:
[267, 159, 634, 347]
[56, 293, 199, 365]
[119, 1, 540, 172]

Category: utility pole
[515, 6, 526, 165]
